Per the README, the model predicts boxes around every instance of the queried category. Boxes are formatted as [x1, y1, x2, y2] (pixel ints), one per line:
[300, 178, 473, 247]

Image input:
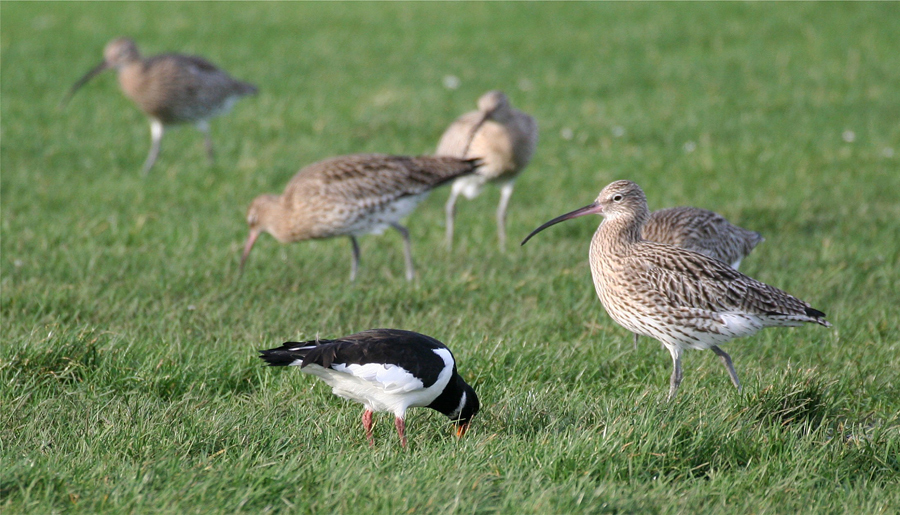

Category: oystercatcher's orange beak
[455, 423, 470, 438]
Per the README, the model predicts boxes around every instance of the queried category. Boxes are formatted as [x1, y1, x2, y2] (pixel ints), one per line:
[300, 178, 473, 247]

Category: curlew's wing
[643, 207, 763, 267]
[285, 154, 479, 202]
[630, 242, 829, 327]
[137, 54, 256, 122]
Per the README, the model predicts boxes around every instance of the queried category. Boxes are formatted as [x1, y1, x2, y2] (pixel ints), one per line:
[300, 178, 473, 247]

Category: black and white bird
[259, 329, 480, 448]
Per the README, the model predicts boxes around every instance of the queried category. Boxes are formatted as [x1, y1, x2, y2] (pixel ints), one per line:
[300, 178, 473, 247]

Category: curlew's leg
[667, 348, 683, 401]
[197, 120, 215, 164]
[362, 409, 375, 447]
[496, 180, 515, 251]
[390, 223, 415, 281]
[445, 185, 461, 250]
[142, 119, 164, 175]
[394, 417, 407, 448]
[349, 236, 360, 281]
[633, 332, 639, 350]
[710, 345, 742, 391]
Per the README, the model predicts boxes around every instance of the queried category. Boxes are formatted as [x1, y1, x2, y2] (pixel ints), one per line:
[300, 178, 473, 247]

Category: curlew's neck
[595, 208, 648, 254]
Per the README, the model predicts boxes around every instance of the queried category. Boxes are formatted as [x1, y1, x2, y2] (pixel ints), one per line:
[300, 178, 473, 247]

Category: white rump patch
[719, 313, 763, 339]
[453, 174, 488, 199]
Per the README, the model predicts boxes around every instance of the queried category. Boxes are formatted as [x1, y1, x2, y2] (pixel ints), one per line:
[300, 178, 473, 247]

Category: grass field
[2, 2, 899, 513]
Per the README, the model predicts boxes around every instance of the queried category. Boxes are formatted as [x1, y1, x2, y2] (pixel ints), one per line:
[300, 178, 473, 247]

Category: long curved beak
[239, 229, 260, 275]
[521, 201, 603, 246]
[60, 61, 109, 108]
[455, 423, 470, 438]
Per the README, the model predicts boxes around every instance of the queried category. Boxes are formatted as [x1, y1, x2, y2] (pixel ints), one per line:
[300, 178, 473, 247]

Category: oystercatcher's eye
[612, 194, 623, 202]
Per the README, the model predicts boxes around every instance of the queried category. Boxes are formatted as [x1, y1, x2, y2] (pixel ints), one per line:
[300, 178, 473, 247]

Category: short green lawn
[2, 2, 898, 513]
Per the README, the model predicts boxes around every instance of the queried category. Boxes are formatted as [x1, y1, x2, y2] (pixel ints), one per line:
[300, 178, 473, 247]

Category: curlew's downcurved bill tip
[520, 201, 603, 246]
[60, 61, 109, 108]
[239, 230, 261, 274]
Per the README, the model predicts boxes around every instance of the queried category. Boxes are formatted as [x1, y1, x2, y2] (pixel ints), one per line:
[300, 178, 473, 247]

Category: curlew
[62, 37, 257, 174]
[522, 180, 830, 400]
[436, 90, 538, 250]
[643, 207, 764, 270]
[630, 206, 764, 347]
[259, 329, 480, 448]
[241, 153, 480, 281]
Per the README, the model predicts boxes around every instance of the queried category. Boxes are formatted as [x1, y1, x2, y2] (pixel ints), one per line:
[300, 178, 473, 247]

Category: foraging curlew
[241, 153, 480, 281]
[62, 37, 257, 174]
[522, 180, 830, 400]
[436, 91, 538, 250]
[630, 206, 764, 347]
[259, 329, 480, 448]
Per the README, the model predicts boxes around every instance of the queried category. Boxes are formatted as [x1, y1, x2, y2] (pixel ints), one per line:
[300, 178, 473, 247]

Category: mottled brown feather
[643, 207, 763, 268]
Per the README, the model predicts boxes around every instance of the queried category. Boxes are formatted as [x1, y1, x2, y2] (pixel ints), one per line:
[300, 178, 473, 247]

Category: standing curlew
[258, 328, 480, 448]
[436, 90, 538, 250]
[643, 207, 764, 270]
[62, 37, 257, 174]
[522, 180, 831, 400]
[240, 153, 480, 281]
[630, 206, 764, 347]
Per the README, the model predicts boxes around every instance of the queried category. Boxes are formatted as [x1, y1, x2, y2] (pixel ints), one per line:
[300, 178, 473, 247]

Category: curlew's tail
[237, 81, 258, 96]
[415, 156, 483, 189]
[804, 306, 832, 328]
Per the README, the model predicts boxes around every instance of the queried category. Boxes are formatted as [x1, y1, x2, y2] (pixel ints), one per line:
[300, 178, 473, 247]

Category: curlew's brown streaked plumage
[436, 91, 538, 250]
[62, 37, 257, 174]
[630, 206, 764, 348]
[241, 154, 480, 281]
[522, 180, 831, 400]
[644, 207, 764, 270]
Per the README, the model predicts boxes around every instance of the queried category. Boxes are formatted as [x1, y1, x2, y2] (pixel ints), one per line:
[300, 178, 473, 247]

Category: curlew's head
[477, 90, 510, 116]
[102, 38, 142, 68]
[592, 180, 649, 222]
[61, 37, 142, 108]
[240, 194, 281, 273]
[521, 180, 650, 245]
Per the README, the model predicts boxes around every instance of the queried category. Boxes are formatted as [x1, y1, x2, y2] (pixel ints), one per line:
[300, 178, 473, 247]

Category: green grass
[2, 2, 899, 513]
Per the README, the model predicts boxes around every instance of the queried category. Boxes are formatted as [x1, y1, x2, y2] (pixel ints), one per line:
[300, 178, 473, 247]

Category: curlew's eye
[612, 194, 623, 202]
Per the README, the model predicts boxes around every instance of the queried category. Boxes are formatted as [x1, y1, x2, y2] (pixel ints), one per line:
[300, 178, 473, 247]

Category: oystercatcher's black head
[430, 373, 480, 438]
[453, 381, 480, 437]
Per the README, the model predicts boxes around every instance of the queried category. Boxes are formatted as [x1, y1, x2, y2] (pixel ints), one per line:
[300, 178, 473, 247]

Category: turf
[2, 2, 899, 513]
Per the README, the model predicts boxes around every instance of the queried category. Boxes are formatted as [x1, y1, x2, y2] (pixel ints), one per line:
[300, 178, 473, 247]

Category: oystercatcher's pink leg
[395, 417, 407, 448]
[362, 410, 375, 447]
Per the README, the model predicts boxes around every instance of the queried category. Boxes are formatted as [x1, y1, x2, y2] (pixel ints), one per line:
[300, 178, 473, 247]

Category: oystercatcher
[259, 329, 479, 447]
